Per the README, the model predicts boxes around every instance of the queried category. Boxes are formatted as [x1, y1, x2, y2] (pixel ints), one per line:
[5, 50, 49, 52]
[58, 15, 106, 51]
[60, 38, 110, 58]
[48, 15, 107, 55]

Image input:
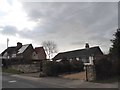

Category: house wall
[2, 52, 8, 59]
[32, 49, 46, 60]
[37, 52, 46, 60]
[32, 52, 39, 60]
[22, 44, 34, 61]
[94, 48, 103, 60]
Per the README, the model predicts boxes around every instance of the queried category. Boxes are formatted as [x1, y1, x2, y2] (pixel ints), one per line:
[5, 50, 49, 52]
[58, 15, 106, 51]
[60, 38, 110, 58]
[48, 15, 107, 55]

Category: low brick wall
[11, 64, 40, 73]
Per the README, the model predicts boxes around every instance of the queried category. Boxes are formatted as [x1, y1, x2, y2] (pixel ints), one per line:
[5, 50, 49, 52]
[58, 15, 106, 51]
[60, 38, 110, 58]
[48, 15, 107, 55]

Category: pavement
[2, 73, 119, 88]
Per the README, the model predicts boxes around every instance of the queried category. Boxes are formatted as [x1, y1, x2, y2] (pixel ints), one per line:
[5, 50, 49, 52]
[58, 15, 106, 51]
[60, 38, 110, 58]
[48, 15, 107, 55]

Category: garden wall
[11, 64, 40, 73]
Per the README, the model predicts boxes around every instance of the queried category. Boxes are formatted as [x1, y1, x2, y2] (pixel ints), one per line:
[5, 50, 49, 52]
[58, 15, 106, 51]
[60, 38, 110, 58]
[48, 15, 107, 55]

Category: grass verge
[2, 67, 23, 74]
[92, 76, 119, 83]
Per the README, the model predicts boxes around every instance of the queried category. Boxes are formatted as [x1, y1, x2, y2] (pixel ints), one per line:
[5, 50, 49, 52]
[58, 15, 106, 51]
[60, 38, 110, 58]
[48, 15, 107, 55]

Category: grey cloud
[1, 25, 18, 36]
[71, 41, 86, 45]
[19, 2, 117, 53]
[23, 2, 117, 26]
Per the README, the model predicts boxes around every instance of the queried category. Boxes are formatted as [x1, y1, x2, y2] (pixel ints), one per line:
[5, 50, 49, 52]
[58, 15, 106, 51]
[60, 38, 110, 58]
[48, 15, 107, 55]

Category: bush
[60, 58, 84, 73]
[59, 59, 72, 73]
[42, 59, 84, 76]
[42, 61, 60, 76]
[111, 58, 119, 76]
[94, 58, 112, 80]
[71, 60, 84, 72]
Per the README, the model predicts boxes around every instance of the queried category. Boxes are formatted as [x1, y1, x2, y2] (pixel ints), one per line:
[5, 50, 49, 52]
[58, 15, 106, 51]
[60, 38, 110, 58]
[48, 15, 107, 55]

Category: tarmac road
[2, 73, 118, 89]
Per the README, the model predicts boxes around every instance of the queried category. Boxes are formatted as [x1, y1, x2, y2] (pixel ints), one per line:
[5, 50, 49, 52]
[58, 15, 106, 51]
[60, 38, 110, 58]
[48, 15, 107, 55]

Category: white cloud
[0, 0, 11, 13]
[0, 0, 36, 30]
[0, 0, 38, 53]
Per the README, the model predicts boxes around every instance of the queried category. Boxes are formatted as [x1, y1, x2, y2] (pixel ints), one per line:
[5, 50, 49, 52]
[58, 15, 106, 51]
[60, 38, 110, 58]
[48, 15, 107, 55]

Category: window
[76, 57, 79, 61]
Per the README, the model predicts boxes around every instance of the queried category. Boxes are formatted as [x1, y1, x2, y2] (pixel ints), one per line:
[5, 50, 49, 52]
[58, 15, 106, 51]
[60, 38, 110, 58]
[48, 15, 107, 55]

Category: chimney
[17, 42, 22, 49]
[85, 43, 89, 49]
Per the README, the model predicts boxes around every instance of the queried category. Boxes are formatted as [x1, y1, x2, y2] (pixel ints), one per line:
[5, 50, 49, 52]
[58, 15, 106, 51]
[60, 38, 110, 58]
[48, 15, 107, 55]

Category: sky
[0, 0, 118, 55]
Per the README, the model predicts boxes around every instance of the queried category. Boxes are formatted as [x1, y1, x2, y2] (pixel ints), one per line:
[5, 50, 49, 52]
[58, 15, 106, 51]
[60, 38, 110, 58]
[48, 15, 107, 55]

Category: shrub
[71, 60, 84, 72]
[59, 59, 72, 73]
[42, 61, 60, 76]
[94, 58, 112, 80]
[111, 58, 119, 76]
[42, 59, 84, 76]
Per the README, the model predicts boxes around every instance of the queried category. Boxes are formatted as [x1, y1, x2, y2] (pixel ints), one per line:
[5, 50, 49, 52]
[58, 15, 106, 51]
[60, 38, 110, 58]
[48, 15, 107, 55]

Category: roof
[18, 44, 30, 54]
[34, 47, 46, 53]
[1, 47, 16, 56]
[53, 46, 103, 60]
[1, 44, 32, 56]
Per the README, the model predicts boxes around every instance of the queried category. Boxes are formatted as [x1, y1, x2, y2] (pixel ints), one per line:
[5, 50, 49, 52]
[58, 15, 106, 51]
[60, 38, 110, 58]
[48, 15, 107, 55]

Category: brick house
[1, 42, 46, 66]
[32, 47, 46, 60]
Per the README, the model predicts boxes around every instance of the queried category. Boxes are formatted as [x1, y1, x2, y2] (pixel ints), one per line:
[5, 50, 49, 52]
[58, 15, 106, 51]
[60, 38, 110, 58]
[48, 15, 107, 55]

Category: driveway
[2, 73, 118, 88]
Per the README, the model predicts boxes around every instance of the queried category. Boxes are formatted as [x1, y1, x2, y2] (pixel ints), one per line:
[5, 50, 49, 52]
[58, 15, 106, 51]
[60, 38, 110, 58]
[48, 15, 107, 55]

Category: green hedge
[42, 59, 84, 76]
[94, 58, 112, 80]
[42, 61, 60, 76]
[70, 60, 84, 72]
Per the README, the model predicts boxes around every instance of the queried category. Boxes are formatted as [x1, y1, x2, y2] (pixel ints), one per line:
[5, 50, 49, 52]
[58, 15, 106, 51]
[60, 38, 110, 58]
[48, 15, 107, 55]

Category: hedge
[42, 61, 60, 76]
[94, 58, 112, 80]
[42, 59, 84, 76]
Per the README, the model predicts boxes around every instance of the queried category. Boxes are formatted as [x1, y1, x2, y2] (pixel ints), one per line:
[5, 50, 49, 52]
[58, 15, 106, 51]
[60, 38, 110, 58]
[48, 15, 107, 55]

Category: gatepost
[85, 64, 96, 81]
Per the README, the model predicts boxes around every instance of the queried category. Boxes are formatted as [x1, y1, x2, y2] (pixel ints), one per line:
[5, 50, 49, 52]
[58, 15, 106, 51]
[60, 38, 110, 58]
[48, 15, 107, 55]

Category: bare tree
[42, 41, 58, 59]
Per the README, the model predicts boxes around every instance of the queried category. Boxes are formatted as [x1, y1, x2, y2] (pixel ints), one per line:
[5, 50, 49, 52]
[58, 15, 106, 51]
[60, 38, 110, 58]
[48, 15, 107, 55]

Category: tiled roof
[53, 46, 103, 60]
[35, 47, 44, 53]
[18, 44, 30, 54]
[1, 47, 16, 56]
[1, 44, 31, 56]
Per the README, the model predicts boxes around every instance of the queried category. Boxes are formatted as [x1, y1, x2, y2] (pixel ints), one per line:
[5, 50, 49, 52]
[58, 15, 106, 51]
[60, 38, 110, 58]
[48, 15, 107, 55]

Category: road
[2, 73, 68, 88]
[2, 73, 119, 88]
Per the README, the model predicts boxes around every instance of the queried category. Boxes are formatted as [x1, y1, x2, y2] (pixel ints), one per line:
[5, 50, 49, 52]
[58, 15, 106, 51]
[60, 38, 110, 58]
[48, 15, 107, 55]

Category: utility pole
[6, 38, 9, 68]
[7, 38, 9, 49]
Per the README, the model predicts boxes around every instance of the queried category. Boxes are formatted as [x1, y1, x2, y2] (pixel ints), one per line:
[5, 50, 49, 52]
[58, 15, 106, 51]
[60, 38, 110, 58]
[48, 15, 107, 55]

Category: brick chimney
[85, 43, 89, 49]
[17, 42, 22, 49]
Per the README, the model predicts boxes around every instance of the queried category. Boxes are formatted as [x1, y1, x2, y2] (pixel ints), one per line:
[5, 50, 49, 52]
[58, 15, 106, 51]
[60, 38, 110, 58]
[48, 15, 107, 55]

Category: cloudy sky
[0, 0, 118, 55]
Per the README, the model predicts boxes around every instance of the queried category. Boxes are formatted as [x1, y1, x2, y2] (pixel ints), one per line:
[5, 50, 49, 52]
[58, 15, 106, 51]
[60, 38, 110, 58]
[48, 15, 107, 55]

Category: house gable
[18, 44, 34, 60]
[1, 47, 16, 59]
[32, 47, 46, 60]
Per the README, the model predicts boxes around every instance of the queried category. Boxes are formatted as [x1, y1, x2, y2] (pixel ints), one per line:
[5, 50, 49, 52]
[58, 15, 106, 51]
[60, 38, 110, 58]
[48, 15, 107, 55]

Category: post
[85, 65, 88, 81]
[7, 38, 9, 49]
[6, 38, 9, 68]
[39, 60, 43, 77]
[40, 60, 43, 72]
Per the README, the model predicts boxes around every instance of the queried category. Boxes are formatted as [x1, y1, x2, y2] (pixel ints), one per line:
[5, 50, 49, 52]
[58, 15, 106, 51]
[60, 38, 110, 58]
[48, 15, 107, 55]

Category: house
[1, 46, 16, 59]
[32, 47, 46, 60]
[1, 42, 46, 66]
[53, 43, 103, 65]
[1, 42, 34, 64]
